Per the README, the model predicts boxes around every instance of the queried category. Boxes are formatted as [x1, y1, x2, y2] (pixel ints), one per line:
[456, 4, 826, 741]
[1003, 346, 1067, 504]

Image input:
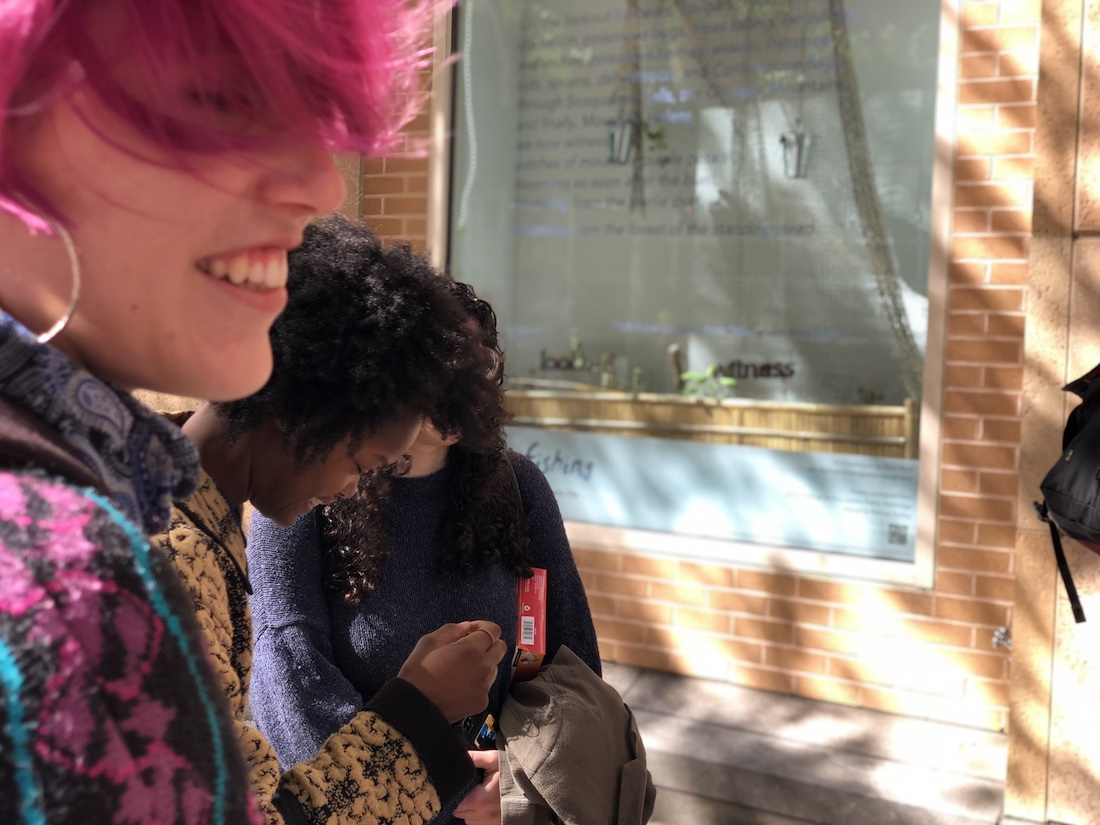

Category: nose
[258, 140, 347, 218]
[338, 475, 359, 499]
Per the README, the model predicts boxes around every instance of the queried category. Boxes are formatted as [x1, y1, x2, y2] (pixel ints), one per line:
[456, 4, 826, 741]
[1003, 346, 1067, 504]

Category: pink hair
[0, 0, 436, 229]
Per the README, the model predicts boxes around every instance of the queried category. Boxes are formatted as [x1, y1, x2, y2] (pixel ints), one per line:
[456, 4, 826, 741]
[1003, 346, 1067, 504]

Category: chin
[194, 349, 275, 403]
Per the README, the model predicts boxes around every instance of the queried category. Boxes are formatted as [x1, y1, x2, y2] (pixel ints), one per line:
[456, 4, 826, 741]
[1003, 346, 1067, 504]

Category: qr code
[888, 524, 909, 545]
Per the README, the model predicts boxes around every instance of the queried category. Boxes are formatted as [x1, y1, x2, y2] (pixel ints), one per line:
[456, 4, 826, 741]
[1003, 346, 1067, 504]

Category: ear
[421, 420, 461, 447]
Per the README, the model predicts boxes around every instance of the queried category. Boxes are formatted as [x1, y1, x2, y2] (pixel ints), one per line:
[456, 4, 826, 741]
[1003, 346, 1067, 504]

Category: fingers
[468, 749, 499, 770]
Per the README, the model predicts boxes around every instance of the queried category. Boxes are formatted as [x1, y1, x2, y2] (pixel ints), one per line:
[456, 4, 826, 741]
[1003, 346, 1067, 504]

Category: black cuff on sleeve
[365, 678, 476, 805]
[272, 790, 310, 825]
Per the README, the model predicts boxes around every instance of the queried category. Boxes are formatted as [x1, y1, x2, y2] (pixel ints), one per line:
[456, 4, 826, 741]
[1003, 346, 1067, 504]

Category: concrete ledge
[603, 663, 1007, 825]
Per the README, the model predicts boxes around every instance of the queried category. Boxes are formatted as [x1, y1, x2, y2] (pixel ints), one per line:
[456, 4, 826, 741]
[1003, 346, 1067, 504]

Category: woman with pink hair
[0, 2, 499, 823]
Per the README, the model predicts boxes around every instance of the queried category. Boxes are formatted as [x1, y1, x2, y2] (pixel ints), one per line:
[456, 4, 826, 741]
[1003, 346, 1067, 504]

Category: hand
[454, 749, 501, 825]
[397, 621, 507, 723]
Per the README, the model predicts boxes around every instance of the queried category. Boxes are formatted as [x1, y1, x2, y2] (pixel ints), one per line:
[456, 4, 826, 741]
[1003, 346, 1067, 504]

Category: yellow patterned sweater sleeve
[156, 470, 475, 825]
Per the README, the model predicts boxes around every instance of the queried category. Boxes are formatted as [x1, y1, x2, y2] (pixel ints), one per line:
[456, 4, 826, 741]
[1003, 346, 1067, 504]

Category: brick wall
[362, 0, 1041, 732]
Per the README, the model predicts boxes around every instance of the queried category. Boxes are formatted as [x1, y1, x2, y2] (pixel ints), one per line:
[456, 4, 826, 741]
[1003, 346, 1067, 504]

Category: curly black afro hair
[214, 213, 478, 467]
[321, 281, 534, 602]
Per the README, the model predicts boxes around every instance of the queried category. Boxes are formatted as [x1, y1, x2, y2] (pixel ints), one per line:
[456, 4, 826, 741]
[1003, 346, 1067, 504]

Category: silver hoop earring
[36, 219, 82, 346]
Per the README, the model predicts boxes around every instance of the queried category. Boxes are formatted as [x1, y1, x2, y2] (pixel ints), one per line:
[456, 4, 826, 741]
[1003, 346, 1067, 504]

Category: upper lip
[202, 235, 303, 260]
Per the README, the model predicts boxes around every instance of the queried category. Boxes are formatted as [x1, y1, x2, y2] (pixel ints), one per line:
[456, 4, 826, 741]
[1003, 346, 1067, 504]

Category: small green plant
[630, 367, 651, 395]
[569, 328, 586, 369]
[680, 364, 737, 399]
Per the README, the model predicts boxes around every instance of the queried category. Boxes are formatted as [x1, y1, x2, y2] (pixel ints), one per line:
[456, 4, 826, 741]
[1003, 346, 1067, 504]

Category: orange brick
[979, 470, 1019, 495]
[675, 607, 731, 634]
[951, 287, 1025, 311]
[366, 218, 403, 236]
[975, 574, 1016, 602]
[795, 627, 862, 655]
[406, 176, 428, 194]
[679, 561, 735, 588]
[968, 678, 1011, 708]
[939, 493, 1014, 522]
[901, 618, 974, 648]
[959, 78, 1035, 105]
[793, 675, 861, 706]
[961, 26, 1039, 54]
[593, 617, 646, 644]
[937, 545, 1012, 574]
[735, 616, 794, 643]
[997, 104, 1038, 129]
[992, 157, 1035, 181]
[947, 364, 983, 386]
[958, 105, 996, 130]
[977, 523, 1018, 549]
[612, 644, 672, 671]
[362, 157, 385, 174]
[362, 175, 406, 194]
[404, 218, 428, 238]
[954, 210, 991, 233]
[799, 579, 865, 604]
[595, 573, 648, 597]
[952, 235, 1028, 260]
[935, 596, 1010, 626]
[987, 313, 1026, 337]
[943, 468, 980, 493]
[587, 594, 617, 616]
[731, 665, 793, 694]
[650, 582, 708, 606]
[943, 416, 981, 440]
[941, 442, 1016, 475]
[708, 590, 768, 614]
[384, 156, 430, 173]
[982, 420, 1022, 443]
[936, 570, 974, 595]
[997, 51, 1040, 77]
[618, 599, 672, 624]
[572, 547, 621, 571]
[956, 158, 992, 182]
[945, 339, 1021, 365]
[940, 517, 978, 544]
[765, 646, 828, 674]
[944, 390, 1020, 417]
[738, 570, 798, 597]
[949, 261, 988, 284]
[989, 262, 1030, 284]
[766, 599, 831, 625]
[957, 133, 1033, 157]
[877, 589, 936, 616]
[622, 555, 678, 579]
[382, 196, 428, 216]
[984, 365, 1024, 390]
[949, 314, 986, 339]
[598, 638, 616, 660]
[960, 53, 998, 78]
[361, 196, 383, 216]
[1000, 0, 1042, 23]
[961, 3, 999, 27]
[990, 210, 1032, 233]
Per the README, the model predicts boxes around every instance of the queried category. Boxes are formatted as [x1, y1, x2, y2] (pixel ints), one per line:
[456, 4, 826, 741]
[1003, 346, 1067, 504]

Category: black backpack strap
[0, 396, 107, 494]
[1036, 501, 1087, 623]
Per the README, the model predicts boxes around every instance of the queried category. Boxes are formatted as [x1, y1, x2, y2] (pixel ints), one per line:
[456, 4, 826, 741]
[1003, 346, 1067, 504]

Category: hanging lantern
[780, 130, 811, 179]
[608, 118, 636, 164]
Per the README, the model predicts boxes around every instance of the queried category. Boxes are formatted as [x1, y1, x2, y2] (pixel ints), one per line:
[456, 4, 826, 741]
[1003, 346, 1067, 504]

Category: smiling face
[0, 83, 344, 401]
[0, 0, 347, 401]
[249, 414, 423, 528]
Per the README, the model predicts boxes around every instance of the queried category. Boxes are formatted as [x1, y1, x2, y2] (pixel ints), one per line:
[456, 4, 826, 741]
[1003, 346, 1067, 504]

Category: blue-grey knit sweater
[246, 450, 601, 824]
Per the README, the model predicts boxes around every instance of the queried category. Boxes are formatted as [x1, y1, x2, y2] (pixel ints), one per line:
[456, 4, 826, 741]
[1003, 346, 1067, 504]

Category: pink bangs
[1, 0, 439, 228]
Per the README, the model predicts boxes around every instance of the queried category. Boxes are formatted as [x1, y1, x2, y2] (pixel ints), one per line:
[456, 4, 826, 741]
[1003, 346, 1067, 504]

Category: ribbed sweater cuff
[366, 678, 475, 805]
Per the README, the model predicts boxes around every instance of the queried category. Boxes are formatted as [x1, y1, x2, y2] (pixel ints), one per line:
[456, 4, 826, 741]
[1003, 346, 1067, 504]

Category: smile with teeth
[197, 248, 288, 290]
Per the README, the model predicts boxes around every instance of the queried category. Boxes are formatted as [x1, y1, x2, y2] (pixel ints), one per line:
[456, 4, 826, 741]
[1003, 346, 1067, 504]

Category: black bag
[1035, 362, 1100, 623]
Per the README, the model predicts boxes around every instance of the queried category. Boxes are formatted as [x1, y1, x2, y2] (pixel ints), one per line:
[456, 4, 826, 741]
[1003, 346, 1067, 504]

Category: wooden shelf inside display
[504, 389, 920, 460]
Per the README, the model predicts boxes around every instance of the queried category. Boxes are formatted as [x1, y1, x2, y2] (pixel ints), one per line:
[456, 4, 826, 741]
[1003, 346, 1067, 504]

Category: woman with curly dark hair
[154, 214, 508, 825]
[246, 283, 601, 825]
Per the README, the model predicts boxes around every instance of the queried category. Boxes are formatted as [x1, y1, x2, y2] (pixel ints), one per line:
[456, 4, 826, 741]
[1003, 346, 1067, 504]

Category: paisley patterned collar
[0, 311, 199, 533]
